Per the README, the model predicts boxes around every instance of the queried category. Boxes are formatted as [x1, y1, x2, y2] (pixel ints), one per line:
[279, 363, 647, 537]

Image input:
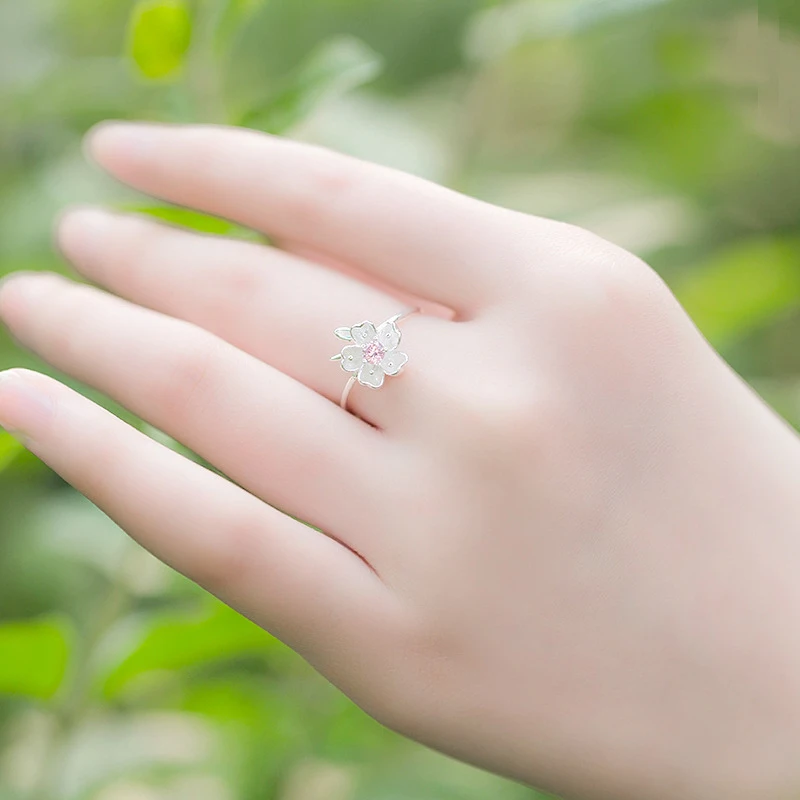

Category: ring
[331, 308, 420, 410]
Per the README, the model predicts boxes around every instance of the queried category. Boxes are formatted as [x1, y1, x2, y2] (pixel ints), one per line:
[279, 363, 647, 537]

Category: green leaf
[122, 204, 261, 240]
[242, 36, 383, 134]
[102, 601, 281, 698]
[0, 432, 24, 473]
[127, 0, 193, 81]
[0, 618, 72, 699]
[676, 238, 800, 346]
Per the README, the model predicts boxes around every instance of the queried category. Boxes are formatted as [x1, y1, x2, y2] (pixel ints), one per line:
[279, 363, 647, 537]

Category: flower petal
[340, 344, 363, 372]
[358, 362, 385, 388]
[381, 349, 408, 376]
[377, 320, 401, 350]
[351, 322, 377, 346]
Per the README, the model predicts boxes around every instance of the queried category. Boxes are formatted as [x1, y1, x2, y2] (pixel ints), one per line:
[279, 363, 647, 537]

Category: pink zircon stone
[363, 340, 386, 365]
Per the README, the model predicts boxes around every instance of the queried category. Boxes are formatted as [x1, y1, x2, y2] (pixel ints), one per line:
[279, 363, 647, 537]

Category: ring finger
[57, 208, 445, 426]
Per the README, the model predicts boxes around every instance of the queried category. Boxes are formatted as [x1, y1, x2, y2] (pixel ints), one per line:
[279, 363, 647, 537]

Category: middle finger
[57, 208, 445, 427]
[0, 272, 388, 551]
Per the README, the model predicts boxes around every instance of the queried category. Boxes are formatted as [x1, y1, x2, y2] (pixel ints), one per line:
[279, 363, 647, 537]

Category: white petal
[377, 320, 401, 350]
[340, 344, 363, 372]
[381, 349, 408, 376]
[358, 362, 385, 388]
[351, 322, 377, 346]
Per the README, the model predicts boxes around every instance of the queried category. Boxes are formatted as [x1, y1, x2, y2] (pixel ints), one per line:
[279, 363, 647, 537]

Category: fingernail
[0, 370, 54, 442]
[57, 207, 112, 264]
[86, 121, 156, 165]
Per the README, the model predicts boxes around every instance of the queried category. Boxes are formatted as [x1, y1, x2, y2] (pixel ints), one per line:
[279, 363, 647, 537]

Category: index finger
[87, 122, 512, 314]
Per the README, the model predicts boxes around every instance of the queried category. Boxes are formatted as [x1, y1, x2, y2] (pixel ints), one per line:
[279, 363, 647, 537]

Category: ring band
[331, 307, 420, 411]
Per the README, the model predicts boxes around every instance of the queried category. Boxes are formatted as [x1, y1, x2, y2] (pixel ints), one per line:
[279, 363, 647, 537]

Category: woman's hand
[1, 123, 800, 800]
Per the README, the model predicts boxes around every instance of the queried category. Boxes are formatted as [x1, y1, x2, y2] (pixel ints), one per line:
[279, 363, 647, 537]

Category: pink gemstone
[363, 340, 386, 365]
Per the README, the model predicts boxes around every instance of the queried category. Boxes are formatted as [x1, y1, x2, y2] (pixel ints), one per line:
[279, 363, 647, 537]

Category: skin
[0, 123, 800, 799]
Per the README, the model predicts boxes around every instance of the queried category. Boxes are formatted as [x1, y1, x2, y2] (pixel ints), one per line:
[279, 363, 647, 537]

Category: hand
[1, 123, 800, 800]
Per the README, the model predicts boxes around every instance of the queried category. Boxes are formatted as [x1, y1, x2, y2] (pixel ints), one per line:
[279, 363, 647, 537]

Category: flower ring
[331, 308, 419, 410]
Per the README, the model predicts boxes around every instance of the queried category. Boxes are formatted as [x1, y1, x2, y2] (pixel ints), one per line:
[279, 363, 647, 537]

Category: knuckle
[284, 147, 362, 226]
[432, 373, 548, 460]
[118, 218, 178, 289]
[462, 389, 537, 445]
[77, 420, 126, 498]
[148, 327, 221, 417]
[583, 265, 669, 341]
[216, 243, 272, 306]
[376, 612, 465, 737]
[187, 511, 265, 593]
[222, 255, 263, 299]
[552, 225, 669, 327]
[48, 282, 100, 360]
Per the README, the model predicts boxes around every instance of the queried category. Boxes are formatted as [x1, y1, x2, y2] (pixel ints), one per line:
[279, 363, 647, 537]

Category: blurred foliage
[128, 0, 193, 80]
[0, 0, 798, 798]
[0, 618, 71, 699]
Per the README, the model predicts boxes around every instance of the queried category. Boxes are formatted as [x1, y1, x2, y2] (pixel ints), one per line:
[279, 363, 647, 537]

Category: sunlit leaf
[102, 601, 281, 698]
[127, 0, 193, 81]
[0, 431, 24, 472]
[0, 618, 72, 699]
[123, 204, 261, 240]
[242, 36, 383, 133]
[675, 238, 800, 346]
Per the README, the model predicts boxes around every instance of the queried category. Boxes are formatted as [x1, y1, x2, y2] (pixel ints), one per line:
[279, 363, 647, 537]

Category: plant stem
[28, 545, 139, 800]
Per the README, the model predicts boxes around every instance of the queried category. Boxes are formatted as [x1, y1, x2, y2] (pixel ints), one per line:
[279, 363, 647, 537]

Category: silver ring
[331, 308, 420, 410]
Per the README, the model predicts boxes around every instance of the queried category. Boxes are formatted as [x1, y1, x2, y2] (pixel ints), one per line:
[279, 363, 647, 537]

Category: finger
[0, 272, 388, 551]
[87, 122, 514, 314]
[0, 368, 391, 658]
[57, 207, 437, 417]
[285, 242, 454, 320]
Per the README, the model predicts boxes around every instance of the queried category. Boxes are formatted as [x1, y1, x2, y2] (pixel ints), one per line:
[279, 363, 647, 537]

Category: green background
[0, 0, 798, 798]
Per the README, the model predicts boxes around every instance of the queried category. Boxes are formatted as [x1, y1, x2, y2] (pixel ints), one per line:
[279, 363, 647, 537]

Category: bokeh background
[1, 0, 799, 798]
